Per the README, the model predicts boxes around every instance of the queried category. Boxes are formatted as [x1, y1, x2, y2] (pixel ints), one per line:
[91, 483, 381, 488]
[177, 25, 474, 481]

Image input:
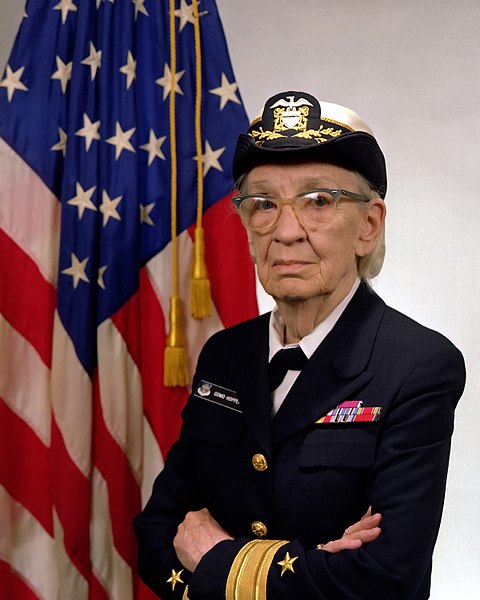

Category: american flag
[0, 1, 257, 598]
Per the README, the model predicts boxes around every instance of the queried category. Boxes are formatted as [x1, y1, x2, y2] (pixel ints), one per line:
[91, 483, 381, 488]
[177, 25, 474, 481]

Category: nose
[273, 204, 307, 243]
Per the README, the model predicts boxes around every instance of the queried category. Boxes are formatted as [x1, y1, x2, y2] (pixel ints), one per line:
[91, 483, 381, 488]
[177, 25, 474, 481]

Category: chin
[269, 281, 328, 304]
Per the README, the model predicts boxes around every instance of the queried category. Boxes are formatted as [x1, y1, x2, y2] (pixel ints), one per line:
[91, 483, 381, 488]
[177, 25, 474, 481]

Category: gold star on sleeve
[166, 568, 185, 591]
[277, 551, 298, 577]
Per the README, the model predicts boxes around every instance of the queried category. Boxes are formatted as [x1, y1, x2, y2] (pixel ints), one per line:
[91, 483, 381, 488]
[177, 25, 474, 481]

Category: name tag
[194, 380, 242, 413]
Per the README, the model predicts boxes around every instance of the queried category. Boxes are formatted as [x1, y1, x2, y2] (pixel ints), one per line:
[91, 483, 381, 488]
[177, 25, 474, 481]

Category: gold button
[251, 521, 268, 537]
[252, 453, 268, 471]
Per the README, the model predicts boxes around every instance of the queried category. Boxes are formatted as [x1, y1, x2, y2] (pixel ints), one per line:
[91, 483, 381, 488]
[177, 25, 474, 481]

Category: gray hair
[353, 172, 386, 281]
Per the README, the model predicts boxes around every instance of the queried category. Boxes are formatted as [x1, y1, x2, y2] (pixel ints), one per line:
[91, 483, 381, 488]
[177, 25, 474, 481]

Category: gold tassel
[190, 227, 211, 318]
[164, 1, 188, 388]
[189, 0, 211, 320]
[164, 296, 189, 387]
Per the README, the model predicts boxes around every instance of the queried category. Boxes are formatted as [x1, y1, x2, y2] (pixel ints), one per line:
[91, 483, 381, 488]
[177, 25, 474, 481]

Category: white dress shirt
[268, 278, 361, 415]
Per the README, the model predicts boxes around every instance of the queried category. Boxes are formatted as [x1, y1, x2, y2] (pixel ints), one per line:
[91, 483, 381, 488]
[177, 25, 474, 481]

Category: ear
[355, 199, 386, 257]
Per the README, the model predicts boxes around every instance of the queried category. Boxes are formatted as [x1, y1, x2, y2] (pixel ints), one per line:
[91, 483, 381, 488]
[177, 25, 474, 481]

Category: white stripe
[146, 231, 224, 379]
[0, 137, 60, 286]
[90, 468, 133, 600]
[0, 485, 87, 600]
[52, 509, 89, 600]
[0, 315, 51, 446]
[97, 319, 144, 483]
[51, 311, 92, 476]
[141, 415, 164, 508]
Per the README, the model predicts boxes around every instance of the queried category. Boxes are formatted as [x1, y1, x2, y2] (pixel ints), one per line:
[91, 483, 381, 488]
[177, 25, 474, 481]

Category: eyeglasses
[231, 188, 370, 233]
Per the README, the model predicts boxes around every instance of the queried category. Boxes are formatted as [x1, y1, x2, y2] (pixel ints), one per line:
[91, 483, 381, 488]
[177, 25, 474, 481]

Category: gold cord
[190, 0, 212, 319]
[164, 0, 189, 387]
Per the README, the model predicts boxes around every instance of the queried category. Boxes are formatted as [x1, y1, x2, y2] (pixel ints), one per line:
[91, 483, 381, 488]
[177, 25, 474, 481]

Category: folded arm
[174, 507, 382, 573]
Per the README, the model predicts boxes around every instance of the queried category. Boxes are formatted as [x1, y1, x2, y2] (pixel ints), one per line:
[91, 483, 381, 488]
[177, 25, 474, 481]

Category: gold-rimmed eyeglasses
[231, 188, 370, 233]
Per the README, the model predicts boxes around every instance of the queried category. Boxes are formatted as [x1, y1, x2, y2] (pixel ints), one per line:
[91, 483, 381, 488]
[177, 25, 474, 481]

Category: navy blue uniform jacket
[134, 283, 466, 599]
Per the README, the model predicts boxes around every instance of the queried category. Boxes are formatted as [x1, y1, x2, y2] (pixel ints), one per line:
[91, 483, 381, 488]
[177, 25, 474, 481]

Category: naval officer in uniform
[134, 91, 466, 599]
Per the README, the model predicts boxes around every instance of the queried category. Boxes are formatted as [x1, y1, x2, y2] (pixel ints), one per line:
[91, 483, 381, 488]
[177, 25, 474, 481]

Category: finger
[343, 512, 382, 536]
[361, 506, 372, 520]
[343, 526, 381, 545]
[319, 526, 381, 554]
[319, 537, 362, 553]
[350, 526, 382, 543]
[184, 508, 211, 522]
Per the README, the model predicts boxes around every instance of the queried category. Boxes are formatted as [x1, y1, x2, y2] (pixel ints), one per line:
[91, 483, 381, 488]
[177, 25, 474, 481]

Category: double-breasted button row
[250, 454, 268, 538]
[252, 453, 268, 471]
[251, 520, 268, 537]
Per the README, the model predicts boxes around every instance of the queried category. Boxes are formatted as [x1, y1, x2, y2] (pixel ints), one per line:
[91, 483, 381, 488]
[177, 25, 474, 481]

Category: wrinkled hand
[174, 508, 234, 572]
[318, 507, 382, 553]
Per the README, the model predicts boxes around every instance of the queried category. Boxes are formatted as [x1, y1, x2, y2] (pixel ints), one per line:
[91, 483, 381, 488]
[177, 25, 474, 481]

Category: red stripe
[112, 269, 188, 458]
[88, 573, 112, 600]
[0, 229, 56, 367]
[50, 419, 91, 580]
[194, 194, 258, 328]
[0, 560, 40, 600]
[92, 372, 142, 569]
[0, 398, 53, 535]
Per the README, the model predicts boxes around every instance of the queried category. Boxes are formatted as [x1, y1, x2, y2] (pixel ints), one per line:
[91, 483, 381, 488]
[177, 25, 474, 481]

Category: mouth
[272, 260, 312, 273]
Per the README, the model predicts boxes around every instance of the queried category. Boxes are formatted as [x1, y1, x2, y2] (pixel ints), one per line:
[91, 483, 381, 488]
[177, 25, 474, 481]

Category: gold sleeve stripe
[236, 540, 276, 599]
[225, 540, 289, 600]
[254, 541, 289, 600]
[226, 540, 261, 600]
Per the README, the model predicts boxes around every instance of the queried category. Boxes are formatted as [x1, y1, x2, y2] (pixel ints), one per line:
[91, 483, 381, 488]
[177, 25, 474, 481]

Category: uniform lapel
[272, 283, 387, 445]
[230, 313, 273, 455]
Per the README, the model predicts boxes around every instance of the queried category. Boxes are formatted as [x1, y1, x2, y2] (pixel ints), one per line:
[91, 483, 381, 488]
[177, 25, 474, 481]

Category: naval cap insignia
[270, 95, 313, 131]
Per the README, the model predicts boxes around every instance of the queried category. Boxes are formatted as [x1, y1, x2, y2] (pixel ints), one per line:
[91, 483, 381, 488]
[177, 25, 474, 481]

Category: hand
[317, 507, 382, 553]
[174, 508, 234, 572]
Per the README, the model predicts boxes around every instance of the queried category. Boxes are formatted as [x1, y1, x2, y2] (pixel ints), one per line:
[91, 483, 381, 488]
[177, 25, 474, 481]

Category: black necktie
[268, 347, 308, 392]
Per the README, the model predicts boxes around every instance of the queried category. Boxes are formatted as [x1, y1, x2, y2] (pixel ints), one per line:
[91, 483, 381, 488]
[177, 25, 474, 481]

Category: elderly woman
[134, 91, 465, 600]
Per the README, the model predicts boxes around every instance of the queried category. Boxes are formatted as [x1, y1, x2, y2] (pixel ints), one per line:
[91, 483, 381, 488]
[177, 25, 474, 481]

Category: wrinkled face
[243, 162, 381, 304]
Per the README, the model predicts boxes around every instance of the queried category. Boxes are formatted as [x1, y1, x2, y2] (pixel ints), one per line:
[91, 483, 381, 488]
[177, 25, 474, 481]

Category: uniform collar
[268, 278, 361, 361]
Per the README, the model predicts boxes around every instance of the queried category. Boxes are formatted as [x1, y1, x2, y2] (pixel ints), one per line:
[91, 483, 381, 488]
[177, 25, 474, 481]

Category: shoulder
[201, 312, 270, 354]
[192, 313, 270, 377]
[374, 302, 466, 396]
[381, 303, 463, 358]
[353, 281, 461, 357]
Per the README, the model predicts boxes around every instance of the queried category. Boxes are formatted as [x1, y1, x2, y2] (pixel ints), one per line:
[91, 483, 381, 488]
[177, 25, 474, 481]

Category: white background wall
[1, 1, 479, 597]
